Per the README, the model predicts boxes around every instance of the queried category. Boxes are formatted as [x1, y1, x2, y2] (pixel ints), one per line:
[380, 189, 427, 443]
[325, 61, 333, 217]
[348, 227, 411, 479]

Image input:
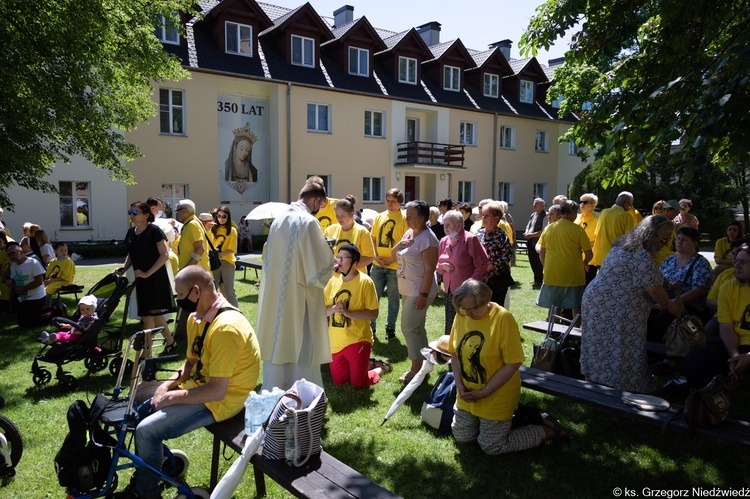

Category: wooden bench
[235, 256, 262, 281]
[519, 365, 750, 450]
[523, 320, 667, 356]
[205, 412, 401, 498]
[515, 239, 528, 255]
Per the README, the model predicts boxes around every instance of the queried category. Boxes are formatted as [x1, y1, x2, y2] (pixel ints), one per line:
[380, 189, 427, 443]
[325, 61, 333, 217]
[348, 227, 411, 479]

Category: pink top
[435, 231, 489, 293]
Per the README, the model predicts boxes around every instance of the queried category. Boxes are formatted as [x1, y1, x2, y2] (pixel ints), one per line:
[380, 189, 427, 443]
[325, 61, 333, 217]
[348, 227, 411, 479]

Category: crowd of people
[2, 185, 748, 471]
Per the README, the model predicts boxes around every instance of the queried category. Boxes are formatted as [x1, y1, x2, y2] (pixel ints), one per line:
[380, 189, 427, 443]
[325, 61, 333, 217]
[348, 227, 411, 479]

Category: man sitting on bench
[117, 266, 260, 499]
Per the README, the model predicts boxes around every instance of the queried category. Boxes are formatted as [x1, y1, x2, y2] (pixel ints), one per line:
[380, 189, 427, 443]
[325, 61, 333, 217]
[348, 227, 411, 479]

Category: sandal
[398, 370, 416, 383]
[369, 358, 393, 373]
[161, 341, 178, 356]
[542, 415, 570, 441]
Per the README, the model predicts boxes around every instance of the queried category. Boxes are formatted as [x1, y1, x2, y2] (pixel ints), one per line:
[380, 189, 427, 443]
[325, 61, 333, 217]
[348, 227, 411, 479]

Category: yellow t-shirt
[629, 207, 643, 226]
[324, 272, 378, 354]
[714, 237, 732, 262]
[371, 210, 407, 270]
[591, 206, 634, 266]
[44, 257, 76, 295]
[574, 211, 598, 247]
[653, 230, 676, 267]
[448, 304, 525, 421]
[708, 268, 735, 318]
[183, 302, 261, 422]
[178, 216, 210, 271]
[316, 198, 338, 233]
[324, 223, 376, 261]
[211, 227, 237, 265]
[470, 220, 514, 244]
[717, 279, 750, 346]
[0, 251, 12, 301]
[539, 219, 591, 287]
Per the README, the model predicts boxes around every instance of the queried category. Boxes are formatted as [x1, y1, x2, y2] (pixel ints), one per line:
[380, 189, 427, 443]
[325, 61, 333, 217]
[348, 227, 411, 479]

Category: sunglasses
[580, 200, 591, 205]
[127, 210, 140, 216]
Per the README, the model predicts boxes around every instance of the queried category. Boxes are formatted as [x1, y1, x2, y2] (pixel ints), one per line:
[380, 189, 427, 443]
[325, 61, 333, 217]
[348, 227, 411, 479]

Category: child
[37, 295, 97, 345]
[44, 242, 76, 296]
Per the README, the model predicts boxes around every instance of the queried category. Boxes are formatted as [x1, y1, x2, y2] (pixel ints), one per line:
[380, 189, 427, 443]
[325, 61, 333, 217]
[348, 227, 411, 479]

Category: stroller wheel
[59, 374, 76, 391]
[84, 356, 108, 372]
[176, 487, 210, 499]
[0, 413, 23, 474]
[162, 449, 189, 481]
[32, 368, 52, 387]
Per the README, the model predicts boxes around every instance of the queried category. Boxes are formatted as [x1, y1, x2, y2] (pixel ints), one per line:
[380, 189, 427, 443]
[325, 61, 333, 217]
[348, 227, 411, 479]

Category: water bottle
[244, 392, 264, 435]
[284, 413, 296, 466]
[262, 390, 277, 421]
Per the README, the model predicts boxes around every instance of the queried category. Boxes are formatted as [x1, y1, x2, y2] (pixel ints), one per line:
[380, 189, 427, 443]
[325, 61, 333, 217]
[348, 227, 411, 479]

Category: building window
[59, 181, 91, 228]
[459, 121, 476, 146]
[307, 174, 331, 193]
[457, 181, 474, 204]
[225, 22, 252, 56]
[498, 182, 515, 205]
[159, 88, 184, 135]
[348, 46, 368, 76]
[161, 183, 188, 218]
[568, 140, 578, 155]
[364, 110, 384, 138]
[363, 177, 384, 203]
[398, 56, 418, 84]
[499, 126, 516, 149]
[292, 35, 315, 67]
[533, 183, 548, 201]
[444, 65, 460, 91]
[307, 103, 331, 133]
[520, 79, 534, 103]
[535, 130, 549, 152]
[155, 13, 179, 44]
[551, 95, 563, 108]
[484, 73, 499, 98]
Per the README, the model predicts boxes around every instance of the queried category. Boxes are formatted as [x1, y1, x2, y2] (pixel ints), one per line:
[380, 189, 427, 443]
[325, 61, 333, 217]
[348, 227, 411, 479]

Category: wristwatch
[420, 292, 428, 298]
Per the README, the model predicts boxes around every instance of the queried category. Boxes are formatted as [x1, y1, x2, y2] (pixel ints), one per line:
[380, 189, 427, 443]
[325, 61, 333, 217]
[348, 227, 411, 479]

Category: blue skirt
[536, 284, 585, 309]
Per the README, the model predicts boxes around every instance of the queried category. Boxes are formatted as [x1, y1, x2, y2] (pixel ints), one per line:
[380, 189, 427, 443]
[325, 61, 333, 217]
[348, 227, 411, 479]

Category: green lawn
[1, 254, 749, 498]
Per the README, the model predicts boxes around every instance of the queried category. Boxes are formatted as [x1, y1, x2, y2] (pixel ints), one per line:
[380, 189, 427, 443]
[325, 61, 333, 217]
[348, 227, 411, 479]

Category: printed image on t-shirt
[378, 219, 396, 248]
[331, 289, 352, 328]
[458, 330, 488, 384]
[741, 304, 750, 331]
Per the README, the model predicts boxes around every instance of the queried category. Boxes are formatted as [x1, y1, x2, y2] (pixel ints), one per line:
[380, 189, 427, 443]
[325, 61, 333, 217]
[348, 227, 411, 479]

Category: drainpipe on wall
[286, 82, 292, 203]
[447, 172, 452, 200]
[492, 112, 498, 199]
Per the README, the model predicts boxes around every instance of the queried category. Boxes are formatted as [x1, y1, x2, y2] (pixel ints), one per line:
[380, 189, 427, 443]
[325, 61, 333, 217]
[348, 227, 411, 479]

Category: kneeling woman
[448, 279, 566, 454]
[325, 244, 390, 388]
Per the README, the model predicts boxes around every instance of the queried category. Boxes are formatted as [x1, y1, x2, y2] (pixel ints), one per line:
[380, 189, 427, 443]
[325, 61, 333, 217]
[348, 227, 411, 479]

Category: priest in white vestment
[256, 180, 335, 389]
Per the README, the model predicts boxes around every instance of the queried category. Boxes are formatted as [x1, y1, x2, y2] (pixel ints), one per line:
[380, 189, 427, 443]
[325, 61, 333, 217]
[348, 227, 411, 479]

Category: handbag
[262, 379, 327, 467]
[663, 257, 707, 357]
[202, 226, 222, 271]
[684, 375, 731, 428]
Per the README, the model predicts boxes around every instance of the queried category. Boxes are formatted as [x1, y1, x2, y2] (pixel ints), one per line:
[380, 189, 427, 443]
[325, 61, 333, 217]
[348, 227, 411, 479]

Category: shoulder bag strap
[201, 225, 217, 252]
[194, 306, 241, 375]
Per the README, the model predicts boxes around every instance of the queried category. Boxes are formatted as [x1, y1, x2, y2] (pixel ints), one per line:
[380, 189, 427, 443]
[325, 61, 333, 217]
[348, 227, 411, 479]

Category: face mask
[448, 231, 458, 239]
[177, 288, 199, 313]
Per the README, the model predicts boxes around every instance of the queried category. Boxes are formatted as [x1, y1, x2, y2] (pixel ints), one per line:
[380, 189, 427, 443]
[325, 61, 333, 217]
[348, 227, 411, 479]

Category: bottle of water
[262, 390, 277, 421]
[244, 392, 264, 435]
[284, 413, 296, 466]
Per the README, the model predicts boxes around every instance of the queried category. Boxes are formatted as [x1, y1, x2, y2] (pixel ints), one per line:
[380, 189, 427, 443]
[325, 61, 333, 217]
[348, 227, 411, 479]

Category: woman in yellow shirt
[323, 196, 375, 270]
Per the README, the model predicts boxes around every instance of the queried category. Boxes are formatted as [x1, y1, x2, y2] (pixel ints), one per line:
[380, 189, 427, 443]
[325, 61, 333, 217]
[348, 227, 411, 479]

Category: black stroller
[31, 272, 135, 390]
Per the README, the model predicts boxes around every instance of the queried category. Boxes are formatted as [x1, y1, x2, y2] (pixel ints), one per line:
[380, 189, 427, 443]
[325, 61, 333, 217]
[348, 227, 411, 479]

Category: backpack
[55, 394, 116, 493]
[421, 371, 457, 433]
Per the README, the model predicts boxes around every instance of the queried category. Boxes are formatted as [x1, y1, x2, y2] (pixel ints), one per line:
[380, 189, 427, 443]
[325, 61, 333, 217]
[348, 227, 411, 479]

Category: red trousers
[329, 341, 380, 388]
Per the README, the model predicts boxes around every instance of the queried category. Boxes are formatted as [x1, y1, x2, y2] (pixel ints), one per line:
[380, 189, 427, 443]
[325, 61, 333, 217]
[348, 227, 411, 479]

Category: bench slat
[522, 321, 667, 355]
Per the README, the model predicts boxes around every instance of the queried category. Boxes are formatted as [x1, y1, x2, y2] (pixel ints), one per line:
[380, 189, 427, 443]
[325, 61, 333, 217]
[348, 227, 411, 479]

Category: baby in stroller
[37, 294, 98, 345]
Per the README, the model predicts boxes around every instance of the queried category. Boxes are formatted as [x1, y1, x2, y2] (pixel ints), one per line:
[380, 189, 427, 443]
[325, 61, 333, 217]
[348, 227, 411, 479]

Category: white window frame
[459, 121, 476, 146]
[161, 183, 189, 218]
[364, 110, 385, 138]
[225, 21, 252, 57]
[398, 56, 418, 84]
[307, 103, 331, 133]
[497, 182, 515, 205]
[499, 125, 516, 149]
[292, 34, 315, 67]
[568, 140, 578, 155]
[484, 73, 499, 98]
[155, 13, 179, 45]
[533, 183, 548, 201]
[348, 46, 369, 76]
[363, 177, 384, 203]
[444, 65, 461, 91]
[457, 181, 475, 204]
[520, 79, 534, 103]
[535, 130, 549, 152]
[59, 181, 91, 228]
[159, 88, 185, 135]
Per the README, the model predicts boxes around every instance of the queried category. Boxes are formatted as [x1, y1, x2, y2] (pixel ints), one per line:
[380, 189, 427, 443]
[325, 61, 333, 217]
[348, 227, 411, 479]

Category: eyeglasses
[217, 214, 228, 219]
[127, 210, 140, 216]
[580, 200, 590, 205]
[656, 235, 670, 244]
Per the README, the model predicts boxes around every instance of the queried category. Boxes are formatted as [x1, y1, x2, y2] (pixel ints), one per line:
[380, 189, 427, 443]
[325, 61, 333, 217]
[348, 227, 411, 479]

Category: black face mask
[177, 287, 199, 313]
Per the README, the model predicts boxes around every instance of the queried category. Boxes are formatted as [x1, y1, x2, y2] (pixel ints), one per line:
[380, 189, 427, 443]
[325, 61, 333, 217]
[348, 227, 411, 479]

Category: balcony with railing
[395, 141, 466, 168]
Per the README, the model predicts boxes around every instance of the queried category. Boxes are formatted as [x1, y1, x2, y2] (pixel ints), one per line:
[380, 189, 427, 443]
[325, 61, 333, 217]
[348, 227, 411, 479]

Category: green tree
[521, 0, 750, 230]
[0, 0, 195, 209]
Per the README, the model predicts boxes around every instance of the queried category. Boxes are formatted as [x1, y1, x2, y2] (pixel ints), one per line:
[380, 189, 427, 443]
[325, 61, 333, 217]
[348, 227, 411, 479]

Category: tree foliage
[0, 0, 195, 209]
[520, 0, 750, 222]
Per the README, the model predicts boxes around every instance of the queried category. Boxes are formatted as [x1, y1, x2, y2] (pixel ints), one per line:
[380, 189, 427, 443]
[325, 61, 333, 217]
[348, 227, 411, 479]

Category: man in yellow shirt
[590, 191, 634, 267]
[575, 193, 599, 283]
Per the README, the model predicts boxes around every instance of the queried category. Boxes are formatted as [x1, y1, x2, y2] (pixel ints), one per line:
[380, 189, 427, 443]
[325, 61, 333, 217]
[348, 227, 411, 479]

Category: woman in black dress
[116, 201, 177, 353]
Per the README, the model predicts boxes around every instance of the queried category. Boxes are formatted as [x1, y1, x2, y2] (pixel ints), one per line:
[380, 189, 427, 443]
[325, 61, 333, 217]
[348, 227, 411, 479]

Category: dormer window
[398, 56, 418, 84]
[292, 35, 315, 67]
[520, 79, 534, 103]
[484, 73, 499, 98]
[226, 22, 252, 56]
[444, 65, 460, 91]
[348, 47, 369, 76]
[155, 13, 179, 45]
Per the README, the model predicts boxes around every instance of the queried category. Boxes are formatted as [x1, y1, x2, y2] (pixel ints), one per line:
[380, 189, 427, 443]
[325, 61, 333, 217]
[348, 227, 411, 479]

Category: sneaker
[37, 331, 50, 344]
[385, 327, 396, 341]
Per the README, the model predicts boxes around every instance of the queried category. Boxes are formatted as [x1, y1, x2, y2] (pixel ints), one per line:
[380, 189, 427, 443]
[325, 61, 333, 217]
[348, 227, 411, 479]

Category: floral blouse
[476, 228, 513, 280]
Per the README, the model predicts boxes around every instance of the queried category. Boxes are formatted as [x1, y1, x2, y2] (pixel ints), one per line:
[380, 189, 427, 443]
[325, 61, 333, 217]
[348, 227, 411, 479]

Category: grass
[1, 254, 749, 498]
